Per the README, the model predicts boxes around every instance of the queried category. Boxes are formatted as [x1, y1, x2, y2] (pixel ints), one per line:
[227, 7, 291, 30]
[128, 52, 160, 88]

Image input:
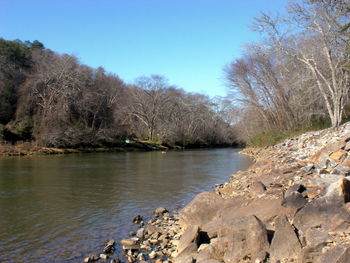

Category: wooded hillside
[0, 39, 235, 148]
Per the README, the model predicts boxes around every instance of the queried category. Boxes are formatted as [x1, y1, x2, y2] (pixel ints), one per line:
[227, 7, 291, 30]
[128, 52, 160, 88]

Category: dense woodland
[225, 0, 350, 145]
[0, 39, 235, 148]
[1, 0, 350, 148]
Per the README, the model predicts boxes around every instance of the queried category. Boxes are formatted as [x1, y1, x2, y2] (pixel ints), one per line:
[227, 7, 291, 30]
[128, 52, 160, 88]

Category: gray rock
[154, 207, 168, 217]
[136, 227, 145, 239]
[103, 239, 115, 253]
[145, 224, 160, 236]
[133, 215, 143, 224]
[83, 255, 99, 262]
[301, 163, 314, 172]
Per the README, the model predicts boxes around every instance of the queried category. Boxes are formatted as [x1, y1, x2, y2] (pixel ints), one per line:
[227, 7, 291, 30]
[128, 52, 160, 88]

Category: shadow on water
[0, 148, 252, 262]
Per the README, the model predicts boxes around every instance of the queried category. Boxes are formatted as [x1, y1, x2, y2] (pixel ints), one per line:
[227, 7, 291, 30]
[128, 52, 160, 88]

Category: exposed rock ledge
[172, 122, 350, 263]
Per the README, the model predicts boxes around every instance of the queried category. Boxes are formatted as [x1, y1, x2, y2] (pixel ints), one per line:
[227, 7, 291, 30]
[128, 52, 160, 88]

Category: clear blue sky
[1, 0, 291, 97]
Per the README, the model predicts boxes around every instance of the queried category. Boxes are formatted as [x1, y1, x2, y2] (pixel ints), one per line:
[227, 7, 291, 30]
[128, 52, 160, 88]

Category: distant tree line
[225, 0, 350, 145]
[0, 38, 236, 148]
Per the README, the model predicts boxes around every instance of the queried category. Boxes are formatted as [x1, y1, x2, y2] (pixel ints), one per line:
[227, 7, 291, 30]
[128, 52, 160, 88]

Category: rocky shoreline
[83, 208, 183, 263]
[84, 122, 350, 263]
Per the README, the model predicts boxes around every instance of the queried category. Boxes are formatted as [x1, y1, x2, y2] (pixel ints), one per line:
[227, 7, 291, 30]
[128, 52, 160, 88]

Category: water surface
[0, 148, 251, 262]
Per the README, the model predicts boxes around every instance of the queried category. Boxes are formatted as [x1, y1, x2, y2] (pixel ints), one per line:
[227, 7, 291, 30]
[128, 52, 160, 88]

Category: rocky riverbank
[84, 121, 350, 263]
[173, 122, 350, 263]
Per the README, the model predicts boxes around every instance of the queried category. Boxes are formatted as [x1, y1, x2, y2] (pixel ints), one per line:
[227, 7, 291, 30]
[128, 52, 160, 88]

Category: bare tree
[253, 1, 350, 127]
[128, 75, 171, 140]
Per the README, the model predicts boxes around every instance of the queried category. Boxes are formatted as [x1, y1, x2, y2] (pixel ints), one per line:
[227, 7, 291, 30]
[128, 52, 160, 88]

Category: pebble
[136, 228, 145, 239]
[149, 251, 157, 259]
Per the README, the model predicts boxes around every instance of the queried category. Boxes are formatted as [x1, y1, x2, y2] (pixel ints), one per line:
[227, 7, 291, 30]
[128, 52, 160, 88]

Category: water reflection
[0, 148, 251, 262]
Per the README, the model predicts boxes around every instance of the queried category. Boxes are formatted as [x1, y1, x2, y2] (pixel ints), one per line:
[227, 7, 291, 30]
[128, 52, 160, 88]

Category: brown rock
[217, 216, 269, 263]
[304, 186, 324, 199]
[174, 244, 197, 263]
[196, 260, 221, 263]
[179, 191, 223, 228]
[217, 196, 283, 225]
[340, 178, 350, 203]
[285, 184, 306, 196]
[281, 191, 307, 218]
[120, 238, 138, 246]
[301, 241, 329, 263]
[269, 216, 302, 261]
[202, 219, 220, 239]
[329, 150, 348, 162]
[294, 197, 350, 247]
[176, 225, 199, 255]
[311, 140, 346, 164]
[319, 245, 350, 263]
[341, 157, 350, 167]
[249, 181, 267, 195]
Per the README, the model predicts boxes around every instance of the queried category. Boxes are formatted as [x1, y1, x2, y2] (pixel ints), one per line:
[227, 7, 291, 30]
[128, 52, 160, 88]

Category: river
[0, 148, 252, 263]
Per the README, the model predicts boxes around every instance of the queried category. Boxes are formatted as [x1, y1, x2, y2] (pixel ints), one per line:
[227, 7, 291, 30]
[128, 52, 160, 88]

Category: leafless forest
[0, 40, 236, 148]
[1, 0, 349, 148]
[225, 0, 350, 145]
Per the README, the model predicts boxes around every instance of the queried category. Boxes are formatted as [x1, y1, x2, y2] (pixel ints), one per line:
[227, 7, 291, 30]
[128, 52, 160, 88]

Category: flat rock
[319, 245, 350, 263]
[294, 196, 350, 247]
[176, 225, 199, 255]
[180, 191, 223, 228]
[120, 238, 139, 246]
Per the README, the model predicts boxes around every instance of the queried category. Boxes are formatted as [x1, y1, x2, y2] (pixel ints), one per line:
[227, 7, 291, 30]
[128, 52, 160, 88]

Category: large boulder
[217, 196, 283, 225]
[216, 215, 269, 263]
[294, 196, 350, 247]
[269, 216, 302, 262]
[318, 245, 350, 263]
[179, 191, 223, 228]
[176, 225, 200, 256]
